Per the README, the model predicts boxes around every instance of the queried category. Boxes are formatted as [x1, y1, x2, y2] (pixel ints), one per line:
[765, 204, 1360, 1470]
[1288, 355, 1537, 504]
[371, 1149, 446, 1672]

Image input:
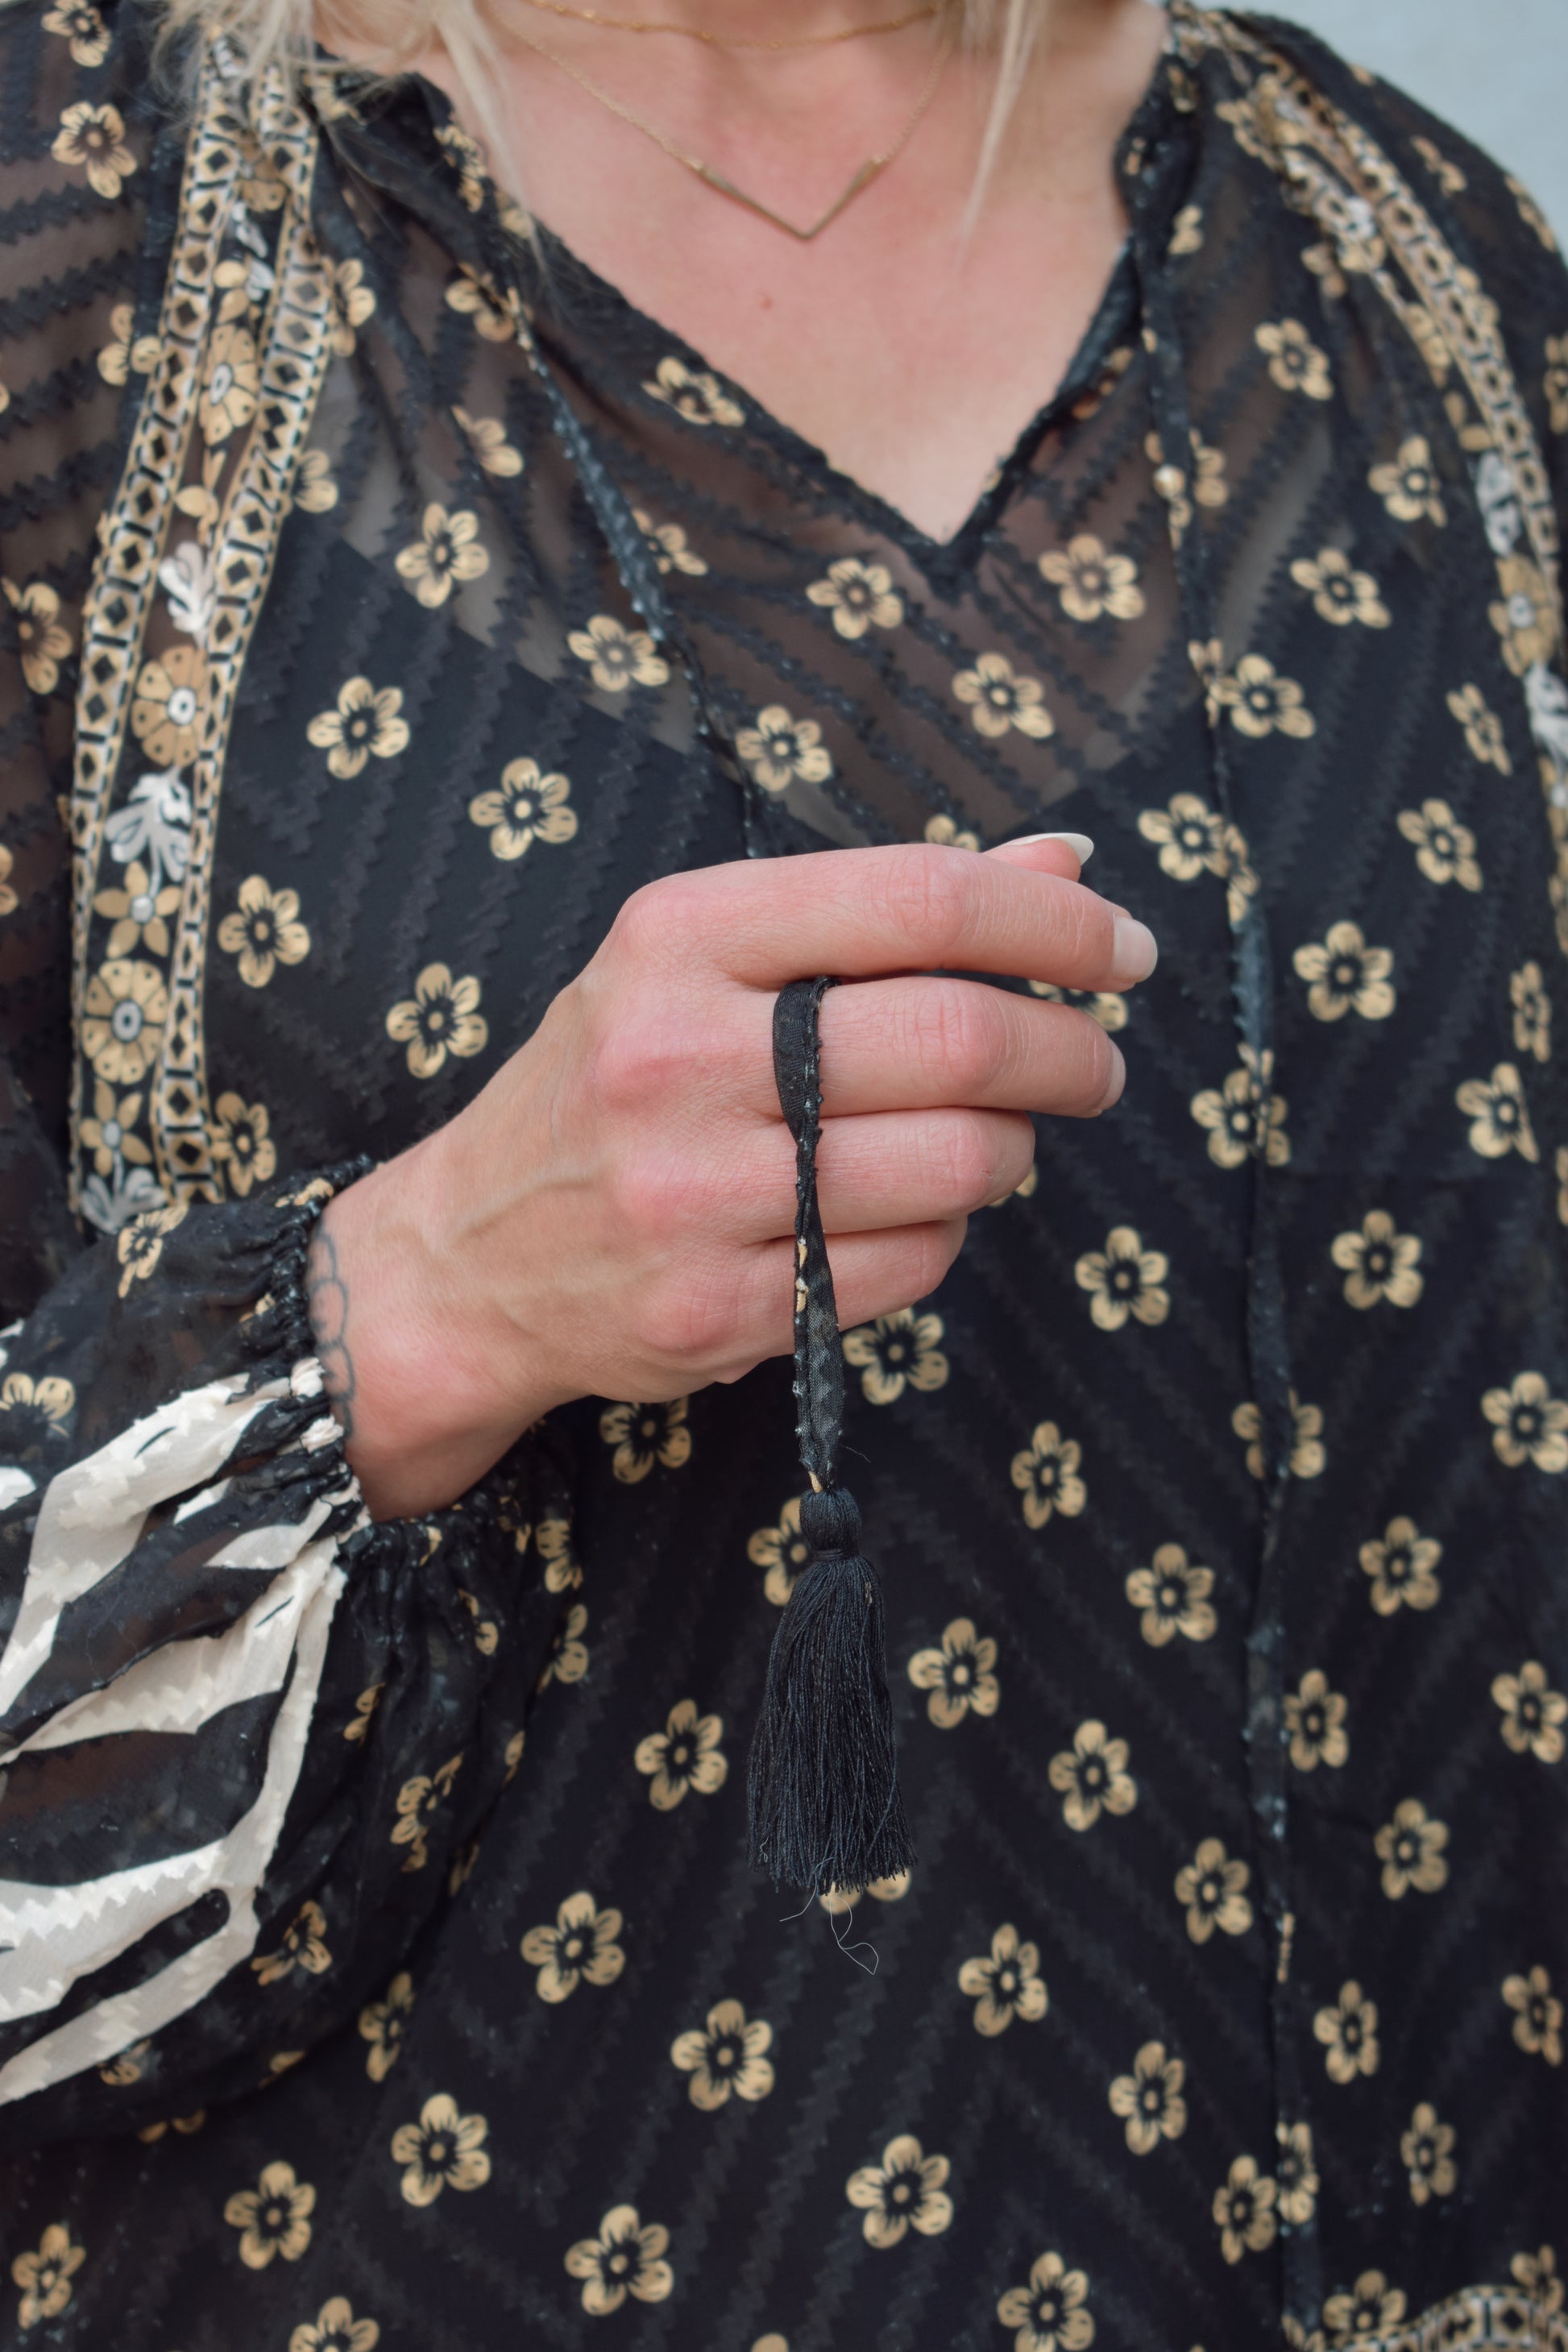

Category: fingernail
[995, 830, 1094, 864]
[1112, 915, 1158, 985]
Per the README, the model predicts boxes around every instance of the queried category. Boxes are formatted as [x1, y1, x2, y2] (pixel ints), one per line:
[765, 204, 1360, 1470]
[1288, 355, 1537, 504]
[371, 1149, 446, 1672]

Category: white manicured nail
[998, 831, 1094, 863]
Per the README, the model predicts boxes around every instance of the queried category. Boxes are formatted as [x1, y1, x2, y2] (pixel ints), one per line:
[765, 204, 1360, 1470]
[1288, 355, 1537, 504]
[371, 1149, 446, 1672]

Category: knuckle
[919, 981, 1010, 1097]
[931, 1110, 1013, 1209]
[871, 844, 971, 966]
[1064, 1011, 1118, 1111]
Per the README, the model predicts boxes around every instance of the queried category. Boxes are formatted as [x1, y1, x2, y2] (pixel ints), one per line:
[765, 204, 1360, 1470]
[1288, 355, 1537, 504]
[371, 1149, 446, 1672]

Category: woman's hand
[310, 834, 1155, 1520]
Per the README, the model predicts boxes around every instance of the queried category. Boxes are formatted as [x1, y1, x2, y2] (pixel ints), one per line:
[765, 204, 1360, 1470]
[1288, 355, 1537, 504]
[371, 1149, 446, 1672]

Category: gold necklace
[506, 24, 950, 240]
[516, 0, 939, 48]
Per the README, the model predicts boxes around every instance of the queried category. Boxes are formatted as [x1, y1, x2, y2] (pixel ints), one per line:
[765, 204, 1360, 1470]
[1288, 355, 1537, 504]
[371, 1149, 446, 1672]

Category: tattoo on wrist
[306, 1217, 356, 1441]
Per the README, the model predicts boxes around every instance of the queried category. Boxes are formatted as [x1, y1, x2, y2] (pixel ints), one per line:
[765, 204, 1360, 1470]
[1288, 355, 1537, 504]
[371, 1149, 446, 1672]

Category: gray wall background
[1251, 0, 1567, 239]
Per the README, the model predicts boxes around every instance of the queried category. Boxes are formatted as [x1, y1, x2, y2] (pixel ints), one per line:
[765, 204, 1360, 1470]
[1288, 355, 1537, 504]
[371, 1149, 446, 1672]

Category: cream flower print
[92, 858, 180, 959]
[358, 1972, 414, 2080]
[536, 1515, 582, 1592]
[1323, 2272, 1405, 2340]
[251, 1900, 331, 1987]
[1049, 1719, 1136, 1831]
[345, 1682, 384, 1744]
[1489, 554, 1557, 678]
[843, 1308, 948, 1403]
[631, 507, 705, 576]
[1074, 1226, 1169, 1330]
[1483, 1372, 1568, 1471]
[288, 2296, 381, 2352]
[78, 1080, 152, 1179]
[1289, 547, 1390, 628]
[956, 1923, 1047, 2036]
[218, 876, 309, 989]
[807, 555, 902, 638]
[114, 1203, 185, 1298]
[1330, 1210, 1424, 1309]
[1375, 1798, 1449, 1898]
[670, 1998, 774, 2107]
[1109, 2041, 1187, 2153]
[817, 1869, 911, 1916]
[81, 958, 168, 1085]
[1233, 1391, 1325, 1481]
[736, 703, 833, 793]
[599, 1397, 692, 1481]
[306, 677, 409, 778]
[1039, 534, 1145, 623]
[996, 2251, 1095, 2352]
[1397, 798, 1482, 890]
[131, 644, 207, 765]
[564, 2206, 674, 2314]
[1456, 1061, 1537, 1162]
[1138, 790, 1228, 881]
[1503, 1965, 1563, 2065]
[1447, 682, 1512, 772]
[1288, 1674, 1354, 1769]
[1176, 1836, 1253, 1943]
[634, 1699, 728, 1809]
[1401, 2102, 1456, 2204]
[569, 612, 671, 695]
[1029, 980, 1126, 1031]
[924, 812, 981, 851]
[1511, 962, 1552, 1062]
[1256, 318, 1333, 400]
[1212, 653, 1315, 740]
[4, 579, 73, 695]
[468, 758, 577, 860]
[520, 1892, 624, 2001]
[1276, 2121, 1318, 2227]
[1213, 2154, 1277, 2263]
[43, 2, 110, 64]
[390, 2093, 491, 2205]
[394, 504, 488, 608]
[643, 354, 744, 427]
[1491, 1660, 1567, 1761]
[1190, 1048, 1291, 1169]
[1169, 201, 1204, 253]
[97, 298, 160, 385]
[844, 2134, 952, 2249]
[198, 321, 259, 443]
[390, 1753, 462, 1873]
[1313, 1980, 1379, 2084]
[453, 405, 524, 478]
[952, 650, 1054, 740]
[1360, 1516, 1441, 1615]
[445, 269, 519, 341]
[209, 1092, 276, 1197]
[1010, 1421, 1087, 1529]
[1512, 2246, 1564, 2313]
[328, 255, 376, 355]
[1371, 436, 1446, 526]
[537, 1602, 588, 1689]
[51, 100, 135, 198]
[1126, 1543, 1216, 1646]
[10, 2224, 85, 2328]
[385, 964, 487, 1078]
[1144, 426, 1228, 535]
[223, 2161, 315, 2267]
[749, 1497, 812, 1607]
[907, 1618, 999, 1728]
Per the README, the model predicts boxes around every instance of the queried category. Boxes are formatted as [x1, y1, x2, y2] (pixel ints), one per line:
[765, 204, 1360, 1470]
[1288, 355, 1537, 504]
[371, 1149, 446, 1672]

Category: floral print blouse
[0, 3, 1566, 2348]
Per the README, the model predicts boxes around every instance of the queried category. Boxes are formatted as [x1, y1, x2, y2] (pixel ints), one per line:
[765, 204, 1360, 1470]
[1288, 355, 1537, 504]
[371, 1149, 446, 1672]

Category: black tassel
[747, 978, 916, 1896]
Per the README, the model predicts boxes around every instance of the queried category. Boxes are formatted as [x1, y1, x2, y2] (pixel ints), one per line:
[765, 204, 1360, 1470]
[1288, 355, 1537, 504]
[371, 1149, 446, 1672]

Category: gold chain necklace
[505, 23, 951, 240]
[515, 0, 939, 48]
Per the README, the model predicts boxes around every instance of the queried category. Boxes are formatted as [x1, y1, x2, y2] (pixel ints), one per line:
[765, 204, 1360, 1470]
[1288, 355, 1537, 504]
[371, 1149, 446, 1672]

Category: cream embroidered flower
[634, 1699, 727, 1808]
[1489, 554, 1557, 677]
[394, 503, 488, 608]
[385, 964, 487, 1078]
[131, 644, 207, 765]
[670, 1998, 774, 2107]
[306, 677, 410, 777]
[358, 1972, 413, 2080]
[996, 2250, 1095, 2352]
[223, 2161, 315, 2267]
[1313, 1981, 1379, 2084]
[1359, 1515, 1441, 1614]
[1211, 653, 1315, 740]
[1491, 1659, 1567, 1761]
[842, 1307, 948, 1403]
[78, 1079, 152, 1179]
[749, 1496, 813, 1607]
[1125, 1543, 1216, 1646]
[907, 1617, 999, 1728]
[1292, 921, 1395, 1021]
[807, 555, 902, 637]
[1503, 1965, 1563, 2065]
[1330, 1210, 1424, 1309]
[1048, 1719, 1136, 1831]
[1256, 318, 1333, 400]
[10, 2225, 85, 2328]
[1482, 1371, 1568, 1471]
[599, 1397, 691, 1481]
[1213, 2154, 1276, 2263]
[1456, 1061, 1537, 1161]
[453, 405, 523, 478]
[81, 956, 168, 1083]
[844, 2134, 952, 2249]
[1038, 534, 1145, 623]
[1074, 1226, 1169, 1329]
[569, 611, 670, 694]
[564, 2206, 674, 2313]
[389, 2093, 491, 2205]
[643, 354, 743, 427]
[4, 579, 73, 695]
[957, 1923, 1047, 2036]
[1190, 1047, 1290, 1168]
[1375, 1798, 1449, 1898]
[288, 2296, 381, 2352]
[1232, 1391, 1325, 1481]
[1284, 1669, 1348, 1771]
[1400, 2102, 1456, 2204]
[114, 1202, 185, 1297]
[1010, 1420, 1087, 1529]
[1371, 435, 1446, 525]
[209, 1091, 276, 1197]
[91, 857, 180, 959]
[1447, 682, 1512, 772]
[520, 1891, 624, 2001]
[952, 650, 1054, 740]
[1109, 2041, 1187, 2153]
[468, 758, 576, 859]
[1176, 1836, 1252, 1943]
[51, 99, 135, 198]
[1397, 797, 1482, 889]
[1511, 961, 1552, 1063]
[1289, 546, 1390, 628]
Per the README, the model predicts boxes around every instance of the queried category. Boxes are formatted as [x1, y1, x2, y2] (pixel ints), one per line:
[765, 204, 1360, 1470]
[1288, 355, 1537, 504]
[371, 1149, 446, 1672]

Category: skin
[312, 0, 1167, 1519]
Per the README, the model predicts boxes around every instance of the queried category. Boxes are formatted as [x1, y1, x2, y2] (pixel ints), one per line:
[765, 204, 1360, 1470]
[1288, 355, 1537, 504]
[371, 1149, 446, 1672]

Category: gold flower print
[92, 859, 180, 959]
[385, 964, 487, 1078]
[223, 2161, 315, 2267]
[1074, 1226, 1169, 1330]
[1455, 1061, 1537, 1162]
[1503, 1966, 1563, 2065]
[329, 257, 376, 356]
[1482, 1372, 1568, 1471]
[1285, 1670, 1348, 1771]
[632, 508, 705, 575]
[135, 2110, 205, 2144]
[749, 1497, 811, 1607]
[537, 1602, 588, 1689]
[454, 406, 524, 479]
[643, 354, 744, 427]
[1176, 1837, 1253, 1943]
[218, 877, 309, 989]
[1010, 1420, 1086, 1528]
[1138, 790, 1226, 879]
[42, 2, 109, 64]
[1213, 2154, 1277, 2263]
[445, 269, 519, 342]
[1396, 798, 1481, 890]
[952, 650, 1054, 740]
[468, 758, 577, 860]
[1313, 1981, 1379, 2083]
[1289, 546, 1390, 628]
[996, 2250, 1094, 2351]
[10, 2225, 85, 2327]
[520, 1892, 624, 2001]
[251, 1900, 331, 1987]
[98, 2039, 148, 2085]
[435, 119, 486, 209]
[1511, 962, 1552, 1062]
[1108, 2041, 1187, 2153]
[345, 1683, 384, 1743]
[1548, 333, 1568, 434]
[670, 1998, 774, 2107]
[97, 301, 160, 387]
[1359, 1516, 1441, 1615]
[1491, 1660, 1567, 1761]
[114, 1202, 186, 1298]
[956, 1923, 1047, 2036]
[1211, 653, 1315, 740]
[1276, 2122, 1317, 2226]
[907, 1618, 999, 1728]
[288, 2297, 380, 2352]
[1048, 1719, 1136, 1831]
[635, 1699, 727, 1809]
[1233, 1392, 1325, 1481]
[1038, 534, 1146, 623]
[817, 1869, 910, 1915]
[599, 1397, 691, 1481]
[130, 645, 207, 765]
[4, 579, 73, 695]
[1412, 131, 1466, 192]
[358, 1972, 413, 2080]
[197, 321, 259, 444]
[923, 812, 981, 851]
[1169, 201, 1204, 253]
[1371, 436, 1446, 526]
[569, 612, 670, 694]
[1375, 1798, 1449, 1898]
[1256, 318, 1333, 400]
[306, 678, 410, 777]
[390, 2093, 492, 2205]
[1400, 2102, 1456, 2204]
[209, 1092, 276, 1197]
[736, 703, 833, 793]
[1324, 2272, 1407, 2341]
[1293, 919, 1396, 1023]
[51, 100, 135, 198]
[536, 1515, 582, 1592]
[807, 555, 902, 637]
[844, 2134, 952, 2249]
[1510, 2246, 1563, 2309]
[394, 504, 488, 608]
[1447, 682, 1512, 772]
[842, 1308, 948, 1403]
[1330, 1211, 1423, 1309]
[1029, 980, 1127, 1031]
[390, 1753, 462, 1873]
[1190, 1047, 1290, 1169]
[1489, 554, 1556, 677]
[79, 1080, 152, 1178]
[564, 2206, 674, 2313]
[1126, 1543, 1215, 1646]
[1144, 426, 1227, 537]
